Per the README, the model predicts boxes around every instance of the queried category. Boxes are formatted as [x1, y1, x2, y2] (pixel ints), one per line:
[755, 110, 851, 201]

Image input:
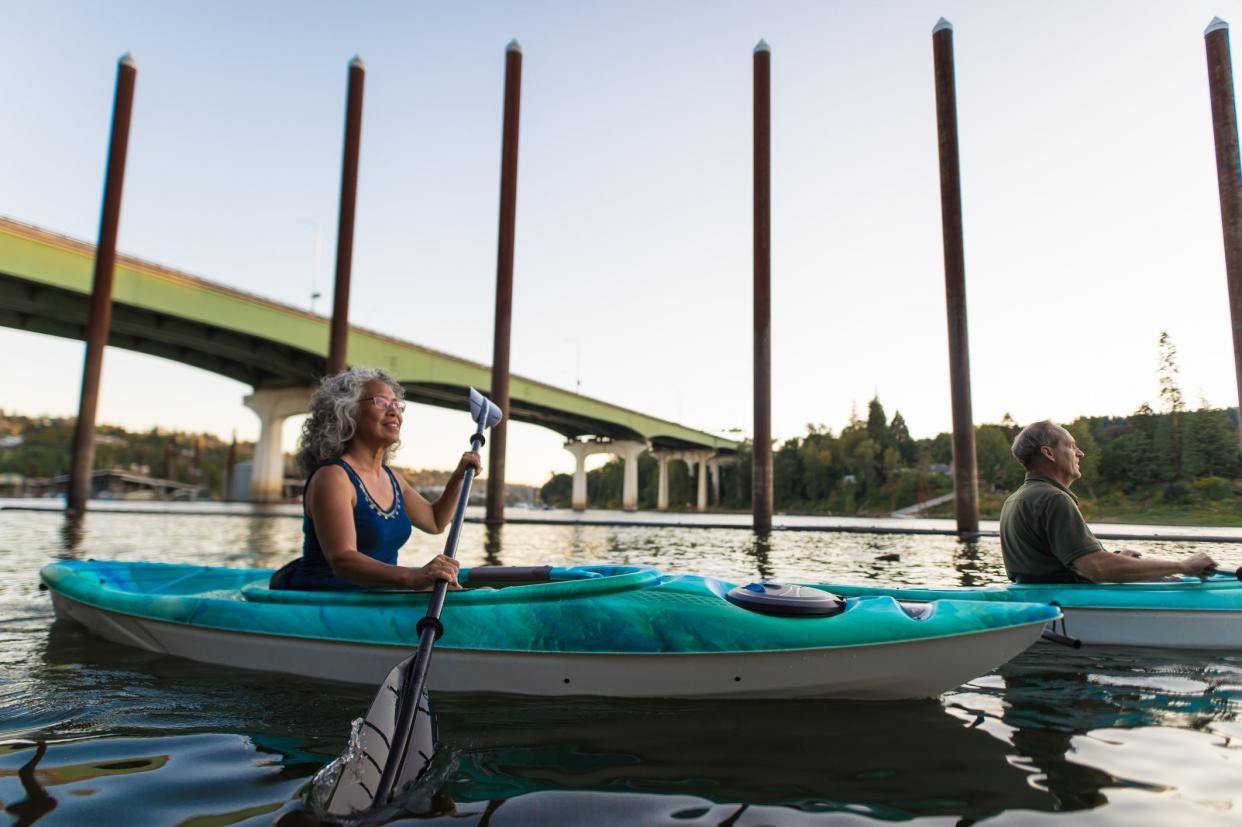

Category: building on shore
[33, 468, 209, 501]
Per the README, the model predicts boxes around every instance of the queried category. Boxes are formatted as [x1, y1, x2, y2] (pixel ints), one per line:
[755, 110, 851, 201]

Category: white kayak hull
[50, 590, 1043, 700]
[1043, 607, 1242, 649]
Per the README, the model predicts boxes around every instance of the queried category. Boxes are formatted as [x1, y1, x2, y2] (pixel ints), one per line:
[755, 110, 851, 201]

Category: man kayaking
[272, 367, 480, 591]
[1000, 420, 1216, 583]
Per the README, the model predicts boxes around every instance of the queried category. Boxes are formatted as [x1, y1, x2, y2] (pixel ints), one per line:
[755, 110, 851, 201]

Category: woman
[274, 367, 482, 591]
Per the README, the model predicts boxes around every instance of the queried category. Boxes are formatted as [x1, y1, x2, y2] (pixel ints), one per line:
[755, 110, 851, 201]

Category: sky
[1, 1, 1240, 485]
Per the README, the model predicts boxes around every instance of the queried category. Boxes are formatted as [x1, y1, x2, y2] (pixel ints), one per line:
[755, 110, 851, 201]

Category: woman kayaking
[272, 367, 481, 591]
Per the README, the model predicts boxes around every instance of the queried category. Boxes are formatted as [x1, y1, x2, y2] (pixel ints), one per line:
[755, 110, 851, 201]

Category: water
[1, 507, 1240, 825]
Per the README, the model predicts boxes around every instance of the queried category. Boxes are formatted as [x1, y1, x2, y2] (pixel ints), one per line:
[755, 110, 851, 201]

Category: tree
[799, 426, 837, 502]
[1157, 332, 1185, 416]
[975, 425, 1021, 492]
[888, 411, 917, 465]
[1157, 331, 1185, 479]
[999, 412, 1020, 440]
[540, 473, 572, 507]
[1189, 408, 1240, 478]
[866, 396, 891, 454]
[773, 437, 805, 505]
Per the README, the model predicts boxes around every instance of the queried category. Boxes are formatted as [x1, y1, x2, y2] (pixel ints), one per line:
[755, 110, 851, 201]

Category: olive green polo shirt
[998, 473, 1104, 582]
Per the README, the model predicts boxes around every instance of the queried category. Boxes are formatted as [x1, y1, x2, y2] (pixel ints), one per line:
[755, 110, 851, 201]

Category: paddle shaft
[374, 427, 484, 805]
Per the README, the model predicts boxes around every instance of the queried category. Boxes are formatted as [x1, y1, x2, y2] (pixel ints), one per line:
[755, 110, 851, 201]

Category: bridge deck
[0, 217, 737, 450]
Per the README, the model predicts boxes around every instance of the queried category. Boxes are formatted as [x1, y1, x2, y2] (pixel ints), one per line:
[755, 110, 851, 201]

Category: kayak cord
[1041, 601, 1082, 648]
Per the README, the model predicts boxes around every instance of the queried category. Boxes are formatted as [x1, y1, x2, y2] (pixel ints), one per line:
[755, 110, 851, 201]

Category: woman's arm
[309, 466, 459, 589]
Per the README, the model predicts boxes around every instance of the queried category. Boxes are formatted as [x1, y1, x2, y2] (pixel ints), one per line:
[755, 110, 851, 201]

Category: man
[999, 420, 1216, 583]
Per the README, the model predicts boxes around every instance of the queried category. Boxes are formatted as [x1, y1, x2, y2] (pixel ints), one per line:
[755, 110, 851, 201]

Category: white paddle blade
[468, 387, 503, 429]
[316, 656, 437, 819]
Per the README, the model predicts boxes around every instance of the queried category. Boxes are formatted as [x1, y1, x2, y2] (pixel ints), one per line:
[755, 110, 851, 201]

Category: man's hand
[1180, 552, 1217, 579]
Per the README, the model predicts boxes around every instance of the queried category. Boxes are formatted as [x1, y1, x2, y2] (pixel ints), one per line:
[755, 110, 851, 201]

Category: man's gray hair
[296, 367, 405, 475]
[1010, 420, 1067, 470]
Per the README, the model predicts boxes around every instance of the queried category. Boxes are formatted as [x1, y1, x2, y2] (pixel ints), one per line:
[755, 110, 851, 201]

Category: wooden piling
[931, 19, 980, 536]
[224, 431, 237, 502]
[327, 56, 365, 376]
[753, 40, 773, 533]
[1204, 18, 1242, 450]
[68, 54, 138, 516]
[486, 41, 524, 525]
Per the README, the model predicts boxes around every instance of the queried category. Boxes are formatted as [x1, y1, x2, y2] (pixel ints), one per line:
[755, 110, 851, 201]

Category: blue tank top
[289, 458, 413, 591]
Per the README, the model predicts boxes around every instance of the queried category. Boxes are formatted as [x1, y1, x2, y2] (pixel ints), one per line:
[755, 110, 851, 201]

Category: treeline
[541, 398, 1240, 514]
[0, 411, 250, 498]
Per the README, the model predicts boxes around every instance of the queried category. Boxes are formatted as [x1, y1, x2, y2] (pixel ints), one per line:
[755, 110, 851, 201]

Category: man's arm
[1072, 550, 1216, 583]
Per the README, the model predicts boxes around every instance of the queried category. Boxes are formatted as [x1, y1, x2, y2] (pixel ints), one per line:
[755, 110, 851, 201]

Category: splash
[306, 719, 459, 824]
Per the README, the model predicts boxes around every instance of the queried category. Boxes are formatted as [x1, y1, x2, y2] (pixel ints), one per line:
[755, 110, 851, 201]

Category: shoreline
[4, 497, 1240, 543]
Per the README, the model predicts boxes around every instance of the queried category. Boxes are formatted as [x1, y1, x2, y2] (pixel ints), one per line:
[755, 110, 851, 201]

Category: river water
[1, 506, 1240, 826]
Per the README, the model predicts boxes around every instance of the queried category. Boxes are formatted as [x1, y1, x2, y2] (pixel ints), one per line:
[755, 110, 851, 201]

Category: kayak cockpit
[239, 565, 663, 606]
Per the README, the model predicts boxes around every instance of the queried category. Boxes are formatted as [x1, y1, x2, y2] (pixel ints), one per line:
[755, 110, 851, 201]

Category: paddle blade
[468, 387, 503, 430]
[314, 656, 438, 819]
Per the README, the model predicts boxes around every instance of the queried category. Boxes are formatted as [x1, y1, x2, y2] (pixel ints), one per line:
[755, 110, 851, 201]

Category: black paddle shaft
[374, 428, 485, 805]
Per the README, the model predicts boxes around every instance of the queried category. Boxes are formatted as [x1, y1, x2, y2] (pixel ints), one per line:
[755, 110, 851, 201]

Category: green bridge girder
[0, 217, 738, 452]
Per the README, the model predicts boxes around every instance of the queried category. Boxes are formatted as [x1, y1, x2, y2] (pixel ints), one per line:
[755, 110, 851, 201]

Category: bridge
[0, 217, 737, 509]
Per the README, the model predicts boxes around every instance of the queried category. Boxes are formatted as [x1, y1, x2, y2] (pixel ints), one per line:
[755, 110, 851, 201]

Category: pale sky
[1, 1, 1240, 485]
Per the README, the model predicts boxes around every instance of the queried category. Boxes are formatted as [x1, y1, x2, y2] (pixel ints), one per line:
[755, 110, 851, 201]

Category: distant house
[33, 468, 209, 501]
[0, 472, 25, 496]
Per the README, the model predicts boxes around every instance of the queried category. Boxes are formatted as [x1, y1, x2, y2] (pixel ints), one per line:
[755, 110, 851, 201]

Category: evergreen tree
[999, 412, 1020, 440]
[1156, 331, 1185, 478]
[888, 411, 917, 464]
[867, 396, 891, 453]
[1157, 332, 1185, 415]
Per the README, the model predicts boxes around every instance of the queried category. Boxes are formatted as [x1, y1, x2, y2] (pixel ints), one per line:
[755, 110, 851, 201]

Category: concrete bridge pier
[244, 387, 313, 502]
[656, 453, 670, 511]
[707, 455, 736, 507]
[618, 441, 646, 512]
[691, 451, 712, 511]
[652, 449, 715, 511]
[564, 438, 649, 511]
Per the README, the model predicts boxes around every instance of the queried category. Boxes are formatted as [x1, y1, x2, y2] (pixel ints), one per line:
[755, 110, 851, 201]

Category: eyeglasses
[360, 396, 407, 413]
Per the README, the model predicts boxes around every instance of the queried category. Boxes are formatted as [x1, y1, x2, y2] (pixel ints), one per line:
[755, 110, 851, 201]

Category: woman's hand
[454, 452, 483, 479]
[406, 553, 461, 590]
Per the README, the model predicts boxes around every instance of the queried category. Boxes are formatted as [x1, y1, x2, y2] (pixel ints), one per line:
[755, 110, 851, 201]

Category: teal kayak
[40, 560, 1059, 700]
[814, 574, 1242, 649]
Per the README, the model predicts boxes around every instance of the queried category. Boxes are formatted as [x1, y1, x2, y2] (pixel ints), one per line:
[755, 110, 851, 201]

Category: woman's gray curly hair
[296, 367, 405, 475]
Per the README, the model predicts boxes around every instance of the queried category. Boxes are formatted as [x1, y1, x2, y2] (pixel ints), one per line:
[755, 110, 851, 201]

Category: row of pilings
[67, 19, 1242, 538]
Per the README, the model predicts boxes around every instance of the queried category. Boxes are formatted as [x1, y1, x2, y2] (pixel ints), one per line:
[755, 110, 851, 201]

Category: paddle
[315, 387, 502, 820]
[1208, 566, 1241, 581]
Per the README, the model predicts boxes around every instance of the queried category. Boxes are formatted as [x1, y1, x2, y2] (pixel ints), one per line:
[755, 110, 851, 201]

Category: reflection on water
[433, 694, 1053, 821]
[1, 508, 1241, 825]
[56, 516, 83, 558]
[483, 524, 504, 567]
